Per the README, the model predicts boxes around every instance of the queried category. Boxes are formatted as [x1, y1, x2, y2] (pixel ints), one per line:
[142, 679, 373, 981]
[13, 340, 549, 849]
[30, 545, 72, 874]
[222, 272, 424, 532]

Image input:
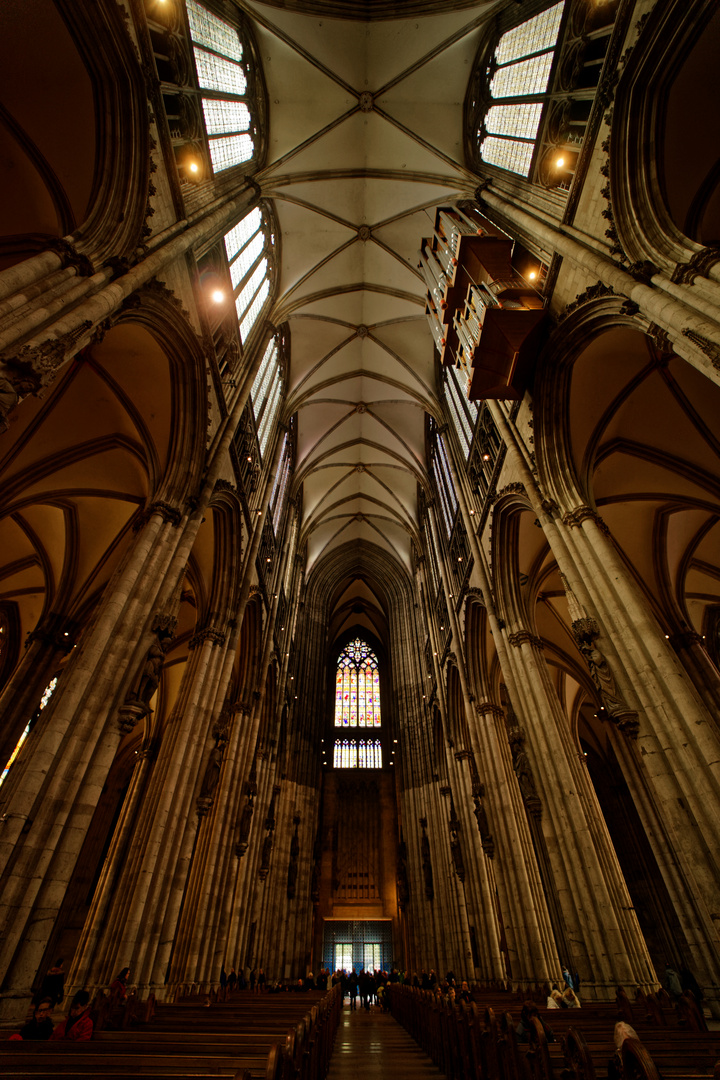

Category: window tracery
[186, 0, 257, 173]
[430, 431, 458, 539]
[477, 2, 565, 177]
[223, 206, 274, 354]
[333, 639, 383, 769]
[444, 366, 478, 460]
[0, 677, 58, 790]
[271, 432, 292, 535]
[467, 0, 622, 191]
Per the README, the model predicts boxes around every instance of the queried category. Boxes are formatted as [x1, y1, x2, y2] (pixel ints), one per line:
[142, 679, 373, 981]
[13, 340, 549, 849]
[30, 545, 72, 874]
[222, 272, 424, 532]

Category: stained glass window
[222, 206, 273, 354]
[431, 432, 458, 539]
[271, 433, 291, 535]
[0, 677, 57, 789]
[187, 0, 256, 173]
[251, 335, 283, 462]
[445, 367, 475, 459]
[478, 2, 564, 177]
[333, 639, 383, 770]
[334, 638, 381, 729]
[333, 739, 382, 769]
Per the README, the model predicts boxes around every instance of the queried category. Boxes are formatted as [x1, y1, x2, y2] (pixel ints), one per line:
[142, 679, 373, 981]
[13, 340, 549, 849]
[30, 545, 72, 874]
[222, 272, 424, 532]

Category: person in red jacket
[51, 990, 93, 1041]
[109, 967, 130, 1000]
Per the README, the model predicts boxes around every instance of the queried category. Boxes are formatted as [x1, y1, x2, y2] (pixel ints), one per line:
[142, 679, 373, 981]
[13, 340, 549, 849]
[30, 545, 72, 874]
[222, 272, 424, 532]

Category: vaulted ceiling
[252, 0, 498, 574]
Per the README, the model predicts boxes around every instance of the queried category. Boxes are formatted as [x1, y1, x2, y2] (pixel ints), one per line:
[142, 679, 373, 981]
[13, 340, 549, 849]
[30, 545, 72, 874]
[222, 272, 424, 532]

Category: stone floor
[327, 1003, 444, 1080]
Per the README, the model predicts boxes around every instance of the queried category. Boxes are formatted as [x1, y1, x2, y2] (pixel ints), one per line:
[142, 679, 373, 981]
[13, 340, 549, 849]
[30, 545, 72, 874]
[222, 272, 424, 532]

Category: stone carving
[489, 482, 526, 506]
[134, 639, 171, 708]
[470, 778, 495, 858]
[256, 778, 278, 870]
[558, 282, 615, 323]
[258, 830, 274, 881]
[396, 838, 409, 909]
[0, 323, 93, 430]
[508, 727, 543, 819]
[419, 817, 434, 900]
[46, 237, 95, 276]
[571, 618, 640, 738]
[236, 795, 255, 857]
[671, 246, 720, 285]
[188, 626, 227, 650]
[310, 831, 321, 905]
[197, 729, 227, 815]
[287, 815, 300, 900]
[681, 329, 720, 372]
[448, 798, 466, 881]
[359, 92, 374, 112]
[117, 617, 175, 734]
[561, 505, 611, 535]
[625, 262, 658, 285]
[508, 630, 545, 651]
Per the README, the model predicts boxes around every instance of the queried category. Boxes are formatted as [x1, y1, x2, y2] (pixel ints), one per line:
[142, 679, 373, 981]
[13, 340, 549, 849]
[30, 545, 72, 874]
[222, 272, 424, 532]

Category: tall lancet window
[477, 2, 564, 177]
[333, 638, 382, 769]
[223, 208, 273, 349]
[187, 0, 256, 173]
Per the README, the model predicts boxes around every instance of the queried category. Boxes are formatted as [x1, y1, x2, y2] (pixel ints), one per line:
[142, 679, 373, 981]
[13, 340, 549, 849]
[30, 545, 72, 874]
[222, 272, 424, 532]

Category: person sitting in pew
[51, 990, 93, 1041]
[607, 1020, 641, 1079]
[109, 967, 130, 1001]
[561, 985, 581, 1008]
[35, 958, 65, 1007]
[516, 1001, 555, 1043]
[8, 998, 55, 1040]
[546, 986, 563, 1008]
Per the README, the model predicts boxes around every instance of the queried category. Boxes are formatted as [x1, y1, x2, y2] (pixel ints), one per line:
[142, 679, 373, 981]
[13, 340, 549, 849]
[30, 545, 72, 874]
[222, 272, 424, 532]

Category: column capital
[508, 629, 544, 651]
[562, 505, 610, 535]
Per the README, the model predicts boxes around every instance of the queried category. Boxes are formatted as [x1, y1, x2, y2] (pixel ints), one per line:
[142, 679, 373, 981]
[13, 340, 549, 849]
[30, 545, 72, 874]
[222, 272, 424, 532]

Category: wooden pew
[0, 983, 342, 1080]
[386, 983, 720, 1080]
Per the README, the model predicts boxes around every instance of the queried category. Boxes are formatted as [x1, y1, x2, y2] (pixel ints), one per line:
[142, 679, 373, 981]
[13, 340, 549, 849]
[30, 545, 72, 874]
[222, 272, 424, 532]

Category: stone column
[70, 622, 231, 997]
[440, 425, 562, 987]
[415, 537, 505, 983]
[0, 504, 188, 1019]
[499, 622, 655, 996]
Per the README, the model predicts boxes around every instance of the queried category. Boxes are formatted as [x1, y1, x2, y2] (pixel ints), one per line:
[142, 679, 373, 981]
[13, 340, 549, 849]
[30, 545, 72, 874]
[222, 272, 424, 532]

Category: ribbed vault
[251, 0, 498, 572]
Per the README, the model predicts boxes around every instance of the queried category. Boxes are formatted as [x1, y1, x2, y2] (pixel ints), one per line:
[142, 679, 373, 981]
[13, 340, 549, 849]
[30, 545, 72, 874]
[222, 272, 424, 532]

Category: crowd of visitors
[9, 962, 132, 1042]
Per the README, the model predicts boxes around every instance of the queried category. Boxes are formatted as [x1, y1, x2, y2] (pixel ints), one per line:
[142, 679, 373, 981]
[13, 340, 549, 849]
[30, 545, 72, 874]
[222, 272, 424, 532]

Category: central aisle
[326, 1003, 444, 1080]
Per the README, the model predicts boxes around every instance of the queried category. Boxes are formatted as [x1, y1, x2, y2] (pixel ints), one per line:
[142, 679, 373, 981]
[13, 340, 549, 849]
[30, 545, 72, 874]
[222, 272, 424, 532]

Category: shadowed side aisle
[326, 1005, 446, 1080]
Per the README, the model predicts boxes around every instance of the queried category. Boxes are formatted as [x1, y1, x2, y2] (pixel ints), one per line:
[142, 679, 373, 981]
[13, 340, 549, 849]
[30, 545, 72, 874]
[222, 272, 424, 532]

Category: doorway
[324, 920, 392, 972]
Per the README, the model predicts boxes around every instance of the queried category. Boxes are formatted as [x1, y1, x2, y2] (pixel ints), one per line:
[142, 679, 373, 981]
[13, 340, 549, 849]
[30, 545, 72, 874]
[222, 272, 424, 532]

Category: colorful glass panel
[0, 677, 58, 789]
[333, 638, 381, 729]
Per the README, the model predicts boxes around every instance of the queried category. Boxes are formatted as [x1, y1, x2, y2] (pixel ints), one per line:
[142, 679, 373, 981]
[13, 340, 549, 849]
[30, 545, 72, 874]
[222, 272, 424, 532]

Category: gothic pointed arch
[609, 0, 720, 268]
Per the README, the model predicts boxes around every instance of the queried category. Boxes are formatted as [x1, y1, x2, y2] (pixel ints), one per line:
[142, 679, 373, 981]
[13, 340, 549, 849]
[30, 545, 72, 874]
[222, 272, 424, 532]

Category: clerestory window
[186, 0, 257, 173]
[476, 2, 564, 177]
[0, 676, 57, 790]
[250, 334, 283, 460]
[429, 430, 458, 540]
[333, 638, 382, 769]
[270, 432, 292, 535]
[223, 207, 274, 354]
[444, 366, 480, 461]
